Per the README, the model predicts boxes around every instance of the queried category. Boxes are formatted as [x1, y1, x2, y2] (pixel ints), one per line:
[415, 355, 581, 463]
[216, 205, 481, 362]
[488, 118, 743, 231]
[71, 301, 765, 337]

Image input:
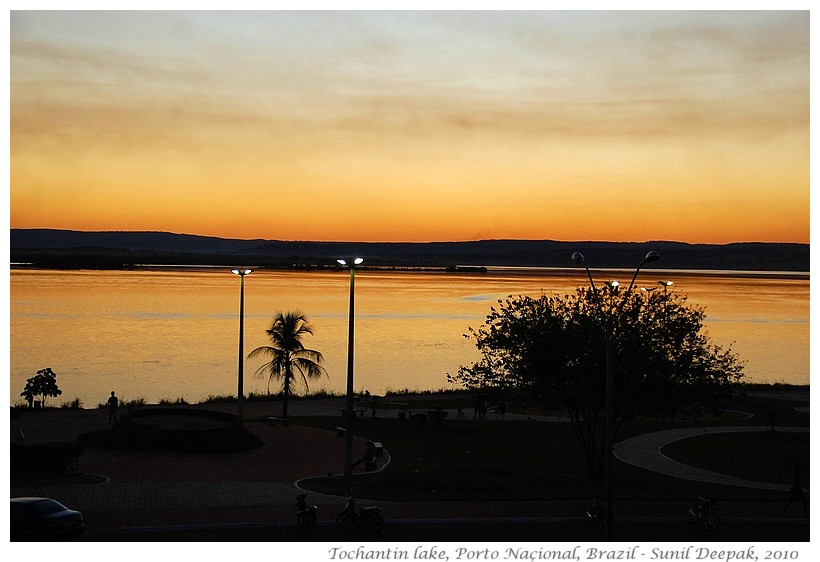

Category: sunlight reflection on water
[9, 268, 809, 406]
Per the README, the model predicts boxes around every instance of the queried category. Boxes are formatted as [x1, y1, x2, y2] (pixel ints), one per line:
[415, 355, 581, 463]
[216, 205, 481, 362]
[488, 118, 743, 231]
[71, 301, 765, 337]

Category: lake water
[8, 267, 809, 407]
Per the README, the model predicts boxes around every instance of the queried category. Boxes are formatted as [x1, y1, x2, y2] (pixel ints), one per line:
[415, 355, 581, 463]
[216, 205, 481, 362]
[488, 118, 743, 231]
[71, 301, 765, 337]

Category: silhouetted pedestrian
[352, 441, 377, 470]
[474, 396, 487, 419]
[107, 391, 119, 424]
[784, 465, 808, 516]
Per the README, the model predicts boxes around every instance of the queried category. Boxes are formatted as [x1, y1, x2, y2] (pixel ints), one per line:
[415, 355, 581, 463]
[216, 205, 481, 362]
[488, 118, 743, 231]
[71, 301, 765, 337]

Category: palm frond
[247, 311, 326, 397]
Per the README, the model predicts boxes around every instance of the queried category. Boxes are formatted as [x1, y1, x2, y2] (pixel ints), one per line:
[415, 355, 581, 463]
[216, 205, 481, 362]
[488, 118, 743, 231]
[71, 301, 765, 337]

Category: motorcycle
[336, 496, 384, 533]
[295, 492, 318, 535]
[585, 498, 605, 529]
[689, 495, 720, 531]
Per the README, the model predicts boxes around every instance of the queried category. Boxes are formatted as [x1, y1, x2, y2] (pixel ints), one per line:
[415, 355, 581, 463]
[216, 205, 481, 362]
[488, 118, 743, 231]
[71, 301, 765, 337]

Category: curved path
[614, 426, 809, 491]
[11, 399, 810, 535]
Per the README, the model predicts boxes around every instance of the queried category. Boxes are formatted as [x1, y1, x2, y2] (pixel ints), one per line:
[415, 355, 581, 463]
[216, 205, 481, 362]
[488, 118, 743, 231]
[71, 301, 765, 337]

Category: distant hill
[9, 228, 810, 272]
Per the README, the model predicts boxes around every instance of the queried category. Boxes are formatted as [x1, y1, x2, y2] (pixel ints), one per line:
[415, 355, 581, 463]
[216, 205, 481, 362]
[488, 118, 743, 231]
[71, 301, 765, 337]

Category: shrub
[158, 397, 189, 405]
[60, 398, 83, 409]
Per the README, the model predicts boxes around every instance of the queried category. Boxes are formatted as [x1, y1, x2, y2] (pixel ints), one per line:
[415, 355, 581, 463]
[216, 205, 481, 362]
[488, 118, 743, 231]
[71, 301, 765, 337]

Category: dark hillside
[10, 229, 809, 272]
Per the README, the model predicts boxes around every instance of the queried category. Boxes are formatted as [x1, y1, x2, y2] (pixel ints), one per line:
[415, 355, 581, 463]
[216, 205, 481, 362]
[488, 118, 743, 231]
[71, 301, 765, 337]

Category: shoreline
[10, 383, 810, 413]
[10, 262, 810, 280]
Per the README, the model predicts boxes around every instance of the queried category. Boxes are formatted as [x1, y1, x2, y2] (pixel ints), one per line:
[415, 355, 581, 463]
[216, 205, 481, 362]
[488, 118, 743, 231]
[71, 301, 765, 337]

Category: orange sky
[9, 10, 810, 244]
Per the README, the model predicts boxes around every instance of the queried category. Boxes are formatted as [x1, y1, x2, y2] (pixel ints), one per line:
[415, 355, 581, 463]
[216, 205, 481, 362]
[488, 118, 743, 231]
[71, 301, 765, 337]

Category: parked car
[11, 497, 84, 540]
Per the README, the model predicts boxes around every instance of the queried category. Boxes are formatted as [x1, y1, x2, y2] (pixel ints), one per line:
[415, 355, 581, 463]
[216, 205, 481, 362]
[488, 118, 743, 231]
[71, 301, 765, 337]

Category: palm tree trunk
[282, 370, 291, 419]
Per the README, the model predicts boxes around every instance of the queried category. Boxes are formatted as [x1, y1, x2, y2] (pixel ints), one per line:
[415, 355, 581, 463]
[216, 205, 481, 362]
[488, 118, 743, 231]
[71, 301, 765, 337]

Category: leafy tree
[247, 311, 327, 419]
[451, 286, 744, 477]
[20, 367, 63, 409]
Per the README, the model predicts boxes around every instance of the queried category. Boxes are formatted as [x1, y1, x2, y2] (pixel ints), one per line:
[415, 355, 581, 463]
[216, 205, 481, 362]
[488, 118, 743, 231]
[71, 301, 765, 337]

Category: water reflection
[9, 268, 809, 407]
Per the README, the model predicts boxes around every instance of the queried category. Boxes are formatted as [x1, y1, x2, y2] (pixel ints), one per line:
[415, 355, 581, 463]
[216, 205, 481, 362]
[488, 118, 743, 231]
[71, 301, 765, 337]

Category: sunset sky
[9, 9, 810, 244]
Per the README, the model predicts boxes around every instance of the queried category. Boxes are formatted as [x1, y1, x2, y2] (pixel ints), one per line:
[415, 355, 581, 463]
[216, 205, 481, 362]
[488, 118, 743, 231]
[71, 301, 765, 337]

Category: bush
[158, 397, 189, 405]
[60, 398, 83, 409]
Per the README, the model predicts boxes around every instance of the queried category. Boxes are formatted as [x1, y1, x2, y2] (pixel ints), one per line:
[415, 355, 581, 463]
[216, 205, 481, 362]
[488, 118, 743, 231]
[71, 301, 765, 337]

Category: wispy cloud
[9, 10, 809, 243]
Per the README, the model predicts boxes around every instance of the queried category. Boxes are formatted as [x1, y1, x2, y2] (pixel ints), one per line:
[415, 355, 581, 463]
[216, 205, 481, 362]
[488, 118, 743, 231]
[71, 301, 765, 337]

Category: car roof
[11, 497, 57, 504]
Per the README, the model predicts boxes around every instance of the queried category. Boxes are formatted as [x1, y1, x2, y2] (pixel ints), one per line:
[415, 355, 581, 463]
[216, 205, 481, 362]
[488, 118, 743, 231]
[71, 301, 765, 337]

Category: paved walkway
[10, 395, 809, 534]
[615, 426, 809, 492]
[615, 392, 809, 492]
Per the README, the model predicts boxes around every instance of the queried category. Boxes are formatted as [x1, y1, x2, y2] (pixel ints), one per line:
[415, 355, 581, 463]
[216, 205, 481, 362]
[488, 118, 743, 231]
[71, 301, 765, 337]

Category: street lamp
[572, 250, 659, 540]
[231, 268, 252, 421]
[658, 280, 674, 321]
[338, 257, 363, 478]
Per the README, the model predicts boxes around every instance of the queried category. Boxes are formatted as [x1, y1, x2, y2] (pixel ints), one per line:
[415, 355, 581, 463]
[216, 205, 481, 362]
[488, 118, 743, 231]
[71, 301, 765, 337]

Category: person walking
[107, 391, 119, 425]
[783, 464, 809, 517]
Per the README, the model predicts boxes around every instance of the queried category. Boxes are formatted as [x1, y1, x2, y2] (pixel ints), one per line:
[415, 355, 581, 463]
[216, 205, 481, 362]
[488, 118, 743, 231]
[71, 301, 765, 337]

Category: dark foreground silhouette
[84, 516, 808, 542]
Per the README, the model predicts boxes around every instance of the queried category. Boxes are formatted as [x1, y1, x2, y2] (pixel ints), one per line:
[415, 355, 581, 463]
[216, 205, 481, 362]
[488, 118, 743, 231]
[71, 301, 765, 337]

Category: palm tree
[247, 311, 327, 419]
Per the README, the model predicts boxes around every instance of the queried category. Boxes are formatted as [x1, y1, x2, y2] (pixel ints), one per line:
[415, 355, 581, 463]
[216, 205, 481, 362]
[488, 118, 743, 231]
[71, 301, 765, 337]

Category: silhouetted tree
[248, 311, 327, 419]
[451, 286, 744, 477]
[20, 367, 63, 409]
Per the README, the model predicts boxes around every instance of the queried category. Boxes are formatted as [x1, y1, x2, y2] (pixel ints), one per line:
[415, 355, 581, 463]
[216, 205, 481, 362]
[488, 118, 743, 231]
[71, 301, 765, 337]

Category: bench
[363, 441, 384, 470]
[266, 416, 289, 427]
[368, 441, 384, 457]
[336, 426, 346, 437]
[428, 409, 448, 427]
[382, 401, 407, 413]
[337, 408, 367, 417]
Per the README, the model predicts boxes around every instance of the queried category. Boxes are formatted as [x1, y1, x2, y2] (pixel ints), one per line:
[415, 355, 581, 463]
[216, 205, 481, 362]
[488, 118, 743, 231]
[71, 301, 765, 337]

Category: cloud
[9, 10, 810, 243]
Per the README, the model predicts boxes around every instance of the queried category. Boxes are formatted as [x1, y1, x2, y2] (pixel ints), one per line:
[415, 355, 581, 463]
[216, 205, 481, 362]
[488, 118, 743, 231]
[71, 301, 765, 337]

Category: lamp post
[571, 250, 659, 540]
[658, 280, 673, 322]
[338, 257, 363, 478]
[231, 268, 252, 421]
